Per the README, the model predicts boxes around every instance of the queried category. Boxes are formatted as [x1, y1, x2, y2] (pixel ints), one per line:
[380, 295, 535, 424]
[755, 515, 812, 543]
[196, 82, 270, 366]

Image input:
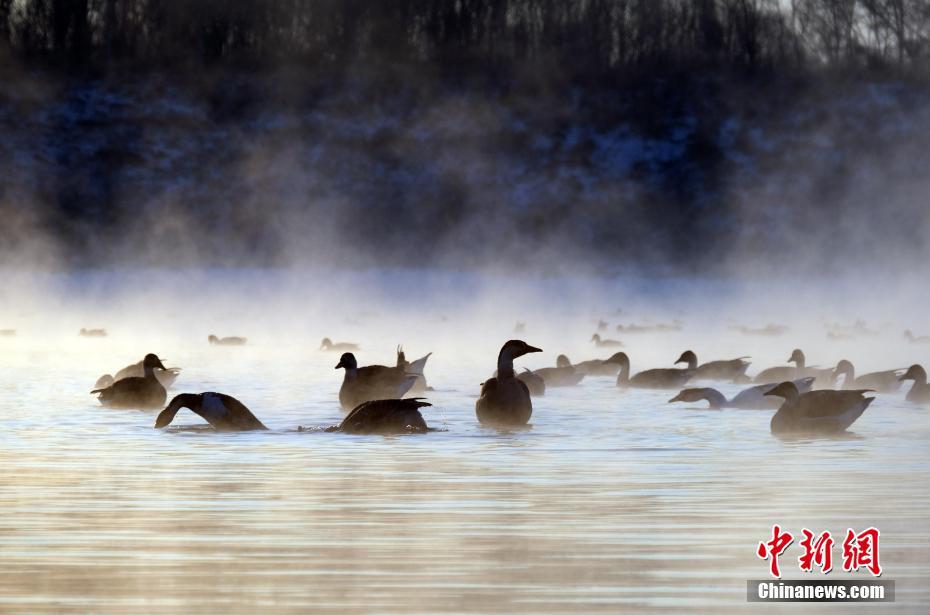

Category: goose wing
[340, 398, 430, 434]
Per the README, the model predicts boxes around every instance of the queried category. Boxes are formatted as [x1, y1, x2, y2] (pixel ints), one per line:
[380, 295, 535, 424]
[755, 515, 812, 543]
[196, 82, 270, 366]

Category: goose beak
[668, 393, 683, 403]
[525, 345, 542, 354]
[763, 386, 779, 396]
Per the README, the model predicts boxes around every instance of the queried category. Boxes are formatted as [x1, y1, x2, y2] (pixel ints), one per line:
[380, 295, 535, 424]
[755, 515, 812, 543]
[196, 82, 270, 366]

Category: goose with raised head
[209, 334, 247, 346]
[333, 398, 431, 434]
[395, 346, 432, 395]
[533, 355, 585, 387]
[591, 334, 623, 348]
[764, 381, 873, 435]
[97, 356, 181, 391]
[899, 365, 930, 403]
[754, 349, 833, 387]
[574, 352, 629, 377]
[669, 377, 816, 410]
[476, 340, 542, 426]
[335, 353, 417, 411]
[614, 352, 694, 389]
[90, 353, 168, 409]
[321, 337, 360, 352]
[675, 350, 750, 382]
[832, 360, 901, 394]
[155, 393, 267, 431]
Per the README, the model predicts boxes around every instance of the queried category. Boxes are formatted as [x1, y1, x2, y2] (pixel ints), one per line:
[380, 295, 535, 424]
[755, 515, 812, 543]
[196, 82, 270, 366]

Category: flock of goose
[80, 332, 930, 437]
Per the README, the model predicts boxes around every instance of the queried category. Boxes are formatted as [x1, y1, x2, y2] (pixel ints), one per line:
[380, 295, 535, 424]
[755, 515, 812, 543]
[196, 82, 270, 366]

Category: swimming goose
[395, 346, 432, 395]
[476, 340, 542, 426]
[754, 349, 834, 386]
[0, 329, 15, 337]
[591, 334, 623, 348]
[574, 352, 629, 377]
[832, 359, 901, 394]
[518, 368, 546, 396]
[899, 365, 930, 403]
[615, 352, 694, 389]
[155, 393, 267, 431]
[321, 337, 360, 352]
[532, 354, 585, 387]
[669, 377, 816, 410]
[675, 350, 750, 381]
[615, 321, 682, 334]
[729, 324, 787, 337]
[596, 319, 609, 332]
[335, 352, 417, 411]
[514, 322, 526, 333]
[904, 330, 930, 344]
[209, 334, 247, 346]
[764, 381, 873, 435]
[90, 353, 168, 409]
[80, 328, 107, 337]
[96, 357, 181, 391]
[334, 398, 431, 434]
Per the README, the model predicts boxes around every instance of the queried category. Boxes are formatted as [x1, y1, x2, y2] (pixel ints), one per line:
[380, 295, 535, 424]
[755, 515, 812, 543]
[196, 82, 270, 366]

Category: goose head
[675, 350, 697, 369]
[320, 337, 333, 350]
[556, 354, 572, 368]
[604, 352, 627, 365]
[668, 388, 710, 404]
[155, 393, 201, 428]
[788, 348, 805, 365]
[143, 353, 167, 371]
[764, 381, 801, 402]
[590, 334, 601, 343]
[833, 359, 854, 380]
[335, 352, 358, 371]
[899, 364, 927, 383]
[499, 340, 542, 360]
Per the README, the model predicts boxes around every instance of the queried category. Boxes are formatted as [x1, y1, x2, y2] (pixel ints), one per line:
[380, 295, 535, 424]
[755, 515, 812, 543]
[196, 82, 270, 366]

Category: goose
[675, 350, 750, 381]
[764, 381, 873, 435]
[591, 334, 623, 348]
[574, 352, 630, 377]
[0, 329, 15, 337]
[209, 334, 247, 346]
[97, 357, 181, 391]
[615, 352, 694, 389]
[518, 368, 546, 396]
[335, 352, 417, 411]
[729, 324, 787, 337]
[155, 393, 267, 431]
[476, 340, 542, 426]
[904, 330, 930, 344]
[332, 398, 431, 434]
[90, 353, 168, 409]
[899, 365, 930, 403]
[832, 359, 901, 394]
[532, 354, 585, 387]
[616, 321, 682, 334]
[80, 328, 107, 337]
[754, 349, 834, 386]
[321, 337, 360, 352]
[596, 319, 609, 332]
[395, 346, 432, 395]
[514, 322, 526, 333]
[669, 377, 816, 410]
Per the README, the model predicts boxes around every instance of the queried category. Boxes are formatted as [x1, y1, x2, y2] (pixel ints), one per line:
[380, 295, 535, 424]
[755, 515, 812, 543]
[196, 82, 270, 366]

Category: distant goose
[90, 353, 167, 409]
[591, 334, 623, 348]
[514, 322, 526, 333]
[899, 365, 930, 403]
[333, 398, 431, 434]
[476, 340, 542, 426]
[615, 321, 682, 334]
[764, 381, 873, 435]
[729, 324, 787, 337]
[533, 354, 585, 387]
[832, 359, 901, 394]
[209, 334, 247, 346]
[575, 352, 630, 377]
[396, 346, 432, 395]
[335, 352, 417, 411]
[904, 330, 930, 344]
[321, 337, 360, 352]
[518, 368, 546, 396]
[0, 329, 15, 337]
[80, 328, 107, 337]
[615, 352, 693, 389]
[669, 377, 816, 410]
[155, 393, 267, 431]
[96, 357, 181, 391]
[754, 349, 834, 386]
[596, 319, 609, 332]
[675, 350, 750, 381]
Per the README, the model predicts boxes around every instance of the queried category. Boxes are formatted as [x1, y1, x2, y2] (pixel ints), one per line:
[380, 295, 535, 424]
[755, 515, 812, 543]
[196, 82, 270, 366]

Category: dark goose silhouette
[336, 352, 417, 411]
[533, 354, 585, 387]
[334, 398, 431, 434]
[209, 335, 247, 346]
[90, 353, 168, 409]
[574, 352, 629, 377]
[899, 365, 930, 403]
[615, 352, 694, 389]
[155, 393, 267, 431]
[675, 350, 750, 381]
[96, 356, 181, 390]
[669, 377, 816, 410]
[476, 340, 542, 426]
[321, 337, 360, 352]
[764, 381, 873, 435]
[832, 359, 901, 394]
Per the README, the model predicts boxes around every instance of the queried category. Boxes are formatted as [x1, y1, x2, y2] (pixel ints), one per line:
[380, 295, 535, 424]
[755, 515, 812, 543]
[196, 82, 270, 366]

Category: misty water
[1, 269, 929, 613]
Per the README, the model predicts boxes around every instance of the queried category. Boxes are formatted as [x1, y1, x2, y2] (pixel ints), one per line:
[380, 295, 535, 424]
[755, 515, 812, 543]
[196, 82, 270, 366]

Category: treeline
[0, 0, 928, 76]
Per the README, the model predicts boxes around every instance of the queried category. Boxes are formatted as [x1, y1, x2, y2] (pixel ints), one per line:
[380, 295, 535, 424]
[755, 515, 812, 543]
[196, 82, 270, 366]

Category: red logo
[842, 527, 882, 576]
[757, 526, 882, 577]
[756, 524, 794, 578]
[798, 529, 834, 574]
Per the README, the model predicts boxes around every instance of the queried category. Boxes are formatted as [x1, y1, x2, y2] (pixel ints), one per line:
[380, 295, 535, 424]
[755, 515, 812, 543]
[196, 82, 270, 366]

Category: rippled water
[1, 335, 929, 613]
